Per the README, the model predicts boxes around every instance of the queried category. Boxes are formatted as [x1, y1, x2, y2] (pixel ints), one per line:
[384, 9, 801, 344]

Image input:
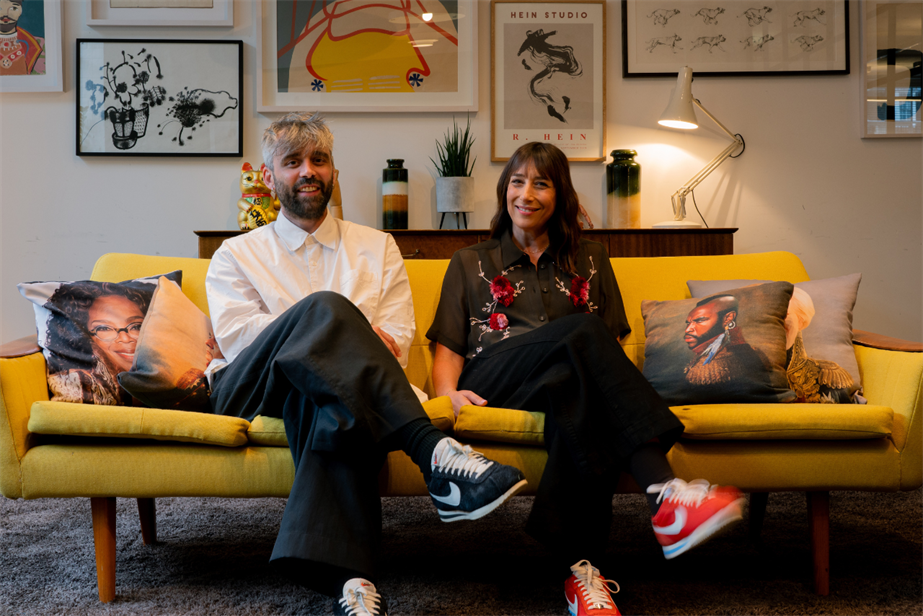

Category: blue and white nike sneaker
[427, 437, 527, 522]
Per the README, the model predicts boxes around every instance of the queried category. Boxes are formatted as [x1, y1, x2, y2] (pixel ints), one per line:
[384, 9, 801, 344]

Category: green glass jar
[606, 149, 641, 229]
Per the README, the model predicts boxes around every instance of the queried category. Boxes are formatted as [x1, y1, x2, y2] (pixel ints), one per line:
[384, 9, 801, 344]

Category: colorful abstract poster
[258, 0, 477, 111]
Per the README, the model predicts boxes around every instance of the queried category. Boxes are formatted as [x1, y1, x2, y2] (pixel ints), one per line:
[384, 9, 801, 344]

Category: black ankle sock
[628, 442, 676, 515]
[396, 418, 446, 482]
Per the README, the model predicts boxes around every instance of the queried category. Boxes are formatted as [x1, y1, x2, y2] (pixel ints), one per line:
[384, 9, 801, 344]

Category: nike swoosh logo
[566, 592, 579, 615]
[431, 482, 461, 506]
[652, 505, 687, 536]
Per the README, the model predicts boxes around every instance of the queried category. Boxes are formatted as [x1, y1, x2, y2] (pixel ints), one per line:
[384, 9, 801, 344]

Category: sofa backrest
[90, 250, 810, 394]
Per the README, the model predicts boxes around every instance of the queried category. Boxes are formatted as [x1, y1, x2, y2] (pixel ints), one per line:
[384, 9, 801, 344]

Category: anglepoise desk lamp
[653, 66, 745, 228]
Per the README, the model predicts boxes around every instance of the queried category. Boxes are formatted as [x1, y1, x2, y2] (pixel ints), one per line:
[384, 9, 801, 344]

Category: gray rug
[0, 489, 920, 615]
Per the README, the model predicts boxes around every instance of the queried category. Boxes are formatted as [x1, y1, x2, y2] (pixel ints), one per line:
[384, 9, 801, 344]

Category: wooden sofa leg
[748, 492, 768, 544]
[137, 498, 157, 545]
[90, 497, 116, 603]
[807, 491, 830, 596]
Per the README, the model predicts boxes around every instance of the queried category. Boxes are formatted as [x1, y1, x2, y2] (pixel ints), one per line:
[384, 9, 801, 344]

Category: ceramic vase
[382, 159, 408, 230]
[606, 149, 641, 229]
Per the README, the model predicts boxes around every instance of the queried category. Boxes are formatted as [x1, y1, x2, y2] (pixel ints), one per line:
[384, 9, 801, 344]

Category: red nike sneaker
[564, 560, 621, 615]
[648, 478, 745, 559]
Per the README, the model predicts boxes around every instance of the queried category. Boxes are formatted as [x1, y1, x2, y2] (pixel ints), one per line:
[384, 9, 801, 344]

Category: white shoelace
[434, 439, 493, 478]
[647, 478, 712, 507]
[570, 560, 620, 610]
[339, 585, 384, 616]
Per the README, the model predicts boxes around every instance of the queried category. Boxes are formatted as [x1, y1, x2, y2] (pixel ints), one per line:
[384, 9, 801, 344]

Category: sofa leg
[137, 498, 157, 545]
[90, 497, 117, 603]
[807, 491, 830, 596]
[748, 492, 768, 544]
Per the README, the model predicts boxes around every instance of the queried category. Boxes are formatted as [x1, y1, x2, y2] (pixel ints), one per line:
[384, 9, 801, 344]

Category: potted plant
[431, 115, 476, 224]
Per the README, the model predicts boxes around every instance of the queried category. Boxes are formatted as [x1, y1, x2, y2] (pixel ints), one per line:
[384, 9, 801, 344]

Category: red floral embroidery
[570, 276, 590, 307]
[489, 313, 509, 330]
[490, 275, 516, 307]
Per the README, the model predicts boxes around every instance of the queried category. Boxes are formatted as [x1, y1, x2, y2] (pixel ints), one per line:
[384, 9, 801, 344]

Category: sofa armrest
[0, 348, 50, 499]
[853, 330, 923, 353]
[854, 342, 923, 489]
[0, 335, 40, 359]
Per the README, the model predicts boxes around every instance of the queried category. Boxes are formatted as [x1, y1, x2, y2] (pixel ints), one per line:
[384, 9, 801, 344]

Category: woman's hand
[446, 389, 487, 419]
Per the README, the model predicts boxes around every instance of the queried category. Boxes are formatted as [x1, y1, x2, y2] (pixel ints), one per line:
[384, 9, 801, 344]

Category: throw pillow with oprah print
[18, 271, 182, 406]
[640, 281, 797, 405]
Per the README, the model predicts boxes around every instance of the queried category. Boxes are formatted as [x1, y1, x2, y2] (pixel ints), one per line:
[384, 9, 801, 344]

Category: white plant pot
[436, 176, 474, 213]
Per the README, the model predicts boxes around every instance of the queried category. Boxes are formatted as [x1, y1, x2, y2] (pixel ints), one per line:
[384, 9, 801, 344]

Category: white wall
[1, 0, 921, 344]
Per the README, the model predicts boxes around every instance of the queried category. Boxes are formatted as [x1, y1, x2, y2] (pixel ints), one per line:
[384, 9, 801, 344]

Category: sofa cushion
[28, 401, 249, 447]
[641, 281, 796, 405]
[454, 405, 545, 445]
[118, 277, 223, 413]
[447, 402, 892, 445]
[671, 404, 892, 440]
[687, 274, 862, 402]
[245, 395, 457, 447]
[17, 271, 183, 407]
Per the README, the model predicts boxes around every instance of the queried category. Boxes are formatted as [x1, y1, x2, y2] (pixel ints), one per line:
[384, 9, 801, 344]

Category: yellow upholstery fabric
[28, 402, 250, 447]
[20, 443, 295, 498]
[246, 416, 287, 447]
[246, 396, 456, 448]
[0, 352, 49, 498]
[455, 404, 545, 445]
[672, 404, 893, 440]
[91, 253, 212, 316]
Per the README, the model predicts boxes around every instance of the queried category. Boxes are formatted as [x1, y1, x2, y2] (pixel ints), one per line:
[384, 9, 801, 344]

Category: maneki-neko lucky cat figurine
[237, 162, 281, 230]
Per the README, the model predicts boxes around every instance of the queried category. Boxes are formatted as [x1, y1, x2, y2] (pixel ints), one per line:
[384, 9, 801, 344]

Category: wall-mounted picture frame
[0, 0, 63, 93]
[490, 0, 606, 161]
[256, 0, 477, 112]
[76, 39, 243, 157]
[86, 0, 233, 27]
[860, 0, 922, 138]
[623, 0, 850, 77]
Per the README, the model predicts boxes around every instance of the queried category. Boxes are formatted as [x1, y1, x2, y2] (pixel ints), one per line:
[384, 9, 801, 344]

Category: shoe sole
[437, 479, 528, 523]
[661, 497, 745, 559]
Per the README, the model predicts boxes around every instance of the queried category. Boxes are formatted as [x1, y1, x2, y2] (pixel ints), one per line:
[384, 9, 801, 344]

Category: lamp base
[652, 219, 702, 229]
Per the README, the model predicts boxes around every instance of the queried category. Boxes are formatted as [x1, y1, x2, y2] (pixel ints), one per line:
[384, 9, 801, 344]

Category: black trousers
[210, 292, 427, 577]
[458, 313, 684, 563]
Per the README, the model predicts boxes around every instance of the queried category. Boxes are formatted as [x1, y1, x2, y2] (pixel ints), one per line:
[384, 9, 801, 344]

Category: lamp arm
[669, 103, 744, 221]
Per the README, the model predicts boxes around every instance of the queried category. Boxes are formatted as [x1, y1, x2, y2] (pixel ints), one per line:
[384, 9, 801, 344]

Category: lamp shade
[658, 66, 698, 129]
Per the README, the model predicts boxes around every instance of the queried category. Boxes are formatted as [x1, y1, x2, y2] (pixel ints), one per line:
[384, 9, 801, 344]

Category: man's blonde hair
[261, 112, 334, 172]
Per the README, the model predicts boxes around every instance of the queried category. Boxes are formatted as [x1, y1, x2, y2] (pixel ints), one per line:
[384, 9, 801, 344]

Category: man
[0, 0, 45, 76]
[205, 112, 526, 616]
[683, 294, 770, 387]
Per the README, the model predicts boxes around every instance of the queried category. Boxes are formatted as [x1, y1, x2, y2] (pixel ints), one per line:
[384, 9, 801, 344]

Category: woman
[426, 142, 743, 615]
[45, 282, 148, 405]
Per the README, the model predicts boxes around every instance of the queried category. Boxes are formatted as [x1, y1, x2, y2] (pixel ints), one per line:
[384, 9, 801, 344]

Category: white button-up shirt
[205, 212, 415, 375]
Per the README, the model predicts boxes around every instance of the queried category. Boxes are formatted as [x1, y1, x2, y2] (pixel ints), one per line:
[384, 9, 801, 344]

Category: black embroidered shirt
[426, 230, 631, 360]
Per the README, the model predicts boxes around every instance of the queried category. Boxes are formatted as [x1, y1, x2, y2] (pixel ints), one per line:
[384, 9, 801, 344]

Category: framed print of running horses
[623, 0, 849, 77]
[490, 0, 606, 161]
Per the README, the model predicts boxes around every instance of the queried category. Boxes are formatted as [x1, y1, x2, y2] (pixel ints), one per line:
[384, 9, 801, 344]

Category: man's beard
[278, 176, 334, 221]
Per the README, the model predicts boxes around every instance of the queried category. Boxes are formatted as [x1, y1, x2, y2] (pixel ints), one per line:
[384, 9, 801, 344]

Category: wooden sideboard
[195, 228, 737, 260]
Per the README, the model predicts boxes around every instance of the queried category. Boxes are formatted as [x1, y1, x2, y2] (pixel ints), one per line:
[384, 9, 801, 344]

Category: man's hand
[372, 325, 402, 359]
[447, 389, 487, 419]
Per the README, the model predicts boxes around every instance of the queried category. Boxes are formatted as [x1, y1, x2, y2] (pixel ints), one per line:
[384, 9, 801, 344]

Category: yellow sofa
[1, 251, 920, 602]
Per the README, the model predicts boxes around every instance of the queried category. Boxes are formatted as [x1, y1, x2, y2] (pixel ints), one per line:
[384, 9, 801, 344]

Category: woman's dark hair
[489, 142, 581, 274]
[44, 281, 151, 374]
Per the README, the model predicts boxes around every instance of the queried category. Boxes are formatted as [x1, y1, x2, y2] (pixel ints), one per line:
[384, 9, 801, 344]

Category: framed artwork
[256, 0, 478, 112]
[76, 39, 243, 157]
[623, 0, 850, 77]
[491, 0, 606, 161]
[860, 0, 922, 138]
[0, 0, 63, 93]
[86, 0, 233, 27]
